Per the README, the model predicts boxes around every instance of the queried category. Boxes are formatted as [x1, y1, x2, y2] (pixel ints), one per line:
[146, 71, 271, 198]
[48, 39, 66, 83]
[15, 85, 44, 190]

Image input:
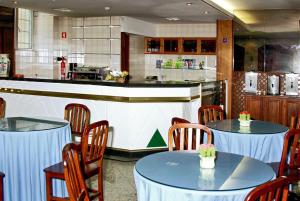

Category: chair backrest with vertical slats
[198, 105, 224, 125]
[81, 120, 109, 166]
[64, 103, 90, 137]
[63, 143, 90, 201]
[290, 113, 300, 129]
[278, 129, 300, 177]
[171, 117, 191, 151]
[168, 123, 212, 151]
[244, 176, 290, 201]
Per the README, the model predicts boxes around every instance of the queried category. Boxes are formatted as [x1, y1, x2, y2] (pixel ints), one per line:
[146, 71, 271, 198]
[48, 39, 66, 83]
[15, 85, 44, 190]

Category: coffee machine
[285, 73, 298, 96]
[245, 72, 258, 93]
[267, 75, 280, 95]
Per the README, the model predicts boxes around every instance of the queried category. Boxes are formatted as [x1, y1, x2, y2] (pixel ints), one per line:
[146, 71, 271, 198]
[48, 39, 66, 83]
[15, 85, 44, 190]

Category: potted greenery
[199, 144, 216, 169]
[239, 111, 251, 127]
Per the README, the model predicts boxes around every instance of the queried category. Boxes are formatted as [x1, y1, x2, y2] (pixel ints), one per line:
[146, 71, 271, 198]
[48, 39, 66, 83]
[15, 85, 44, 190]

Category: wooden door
[245, 95, 262, 120]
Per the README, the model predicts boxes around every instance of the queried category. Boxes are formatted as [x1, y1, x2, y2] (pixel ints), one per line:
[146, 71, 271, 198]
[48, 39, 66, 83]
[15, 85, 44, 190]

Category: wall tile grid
[16, 15, 121, 79]
[129, 35, 145, 80]
[142, 23, 217, 81]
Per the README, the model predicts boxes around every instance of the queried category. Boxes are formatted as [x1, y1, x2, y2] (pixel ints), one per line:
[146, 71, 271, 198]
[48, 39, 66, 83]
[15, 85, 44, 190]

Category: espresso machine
[267, 75, 280, 95]
[285, 73, 298, 96]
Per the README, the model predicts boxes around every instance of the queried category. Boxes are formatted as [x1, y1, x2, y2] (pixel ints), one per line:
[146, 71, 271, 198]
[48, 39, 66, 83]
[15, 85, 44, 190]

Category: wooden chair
[44, 120, 109, 201]
[0, 172, 4, 201]
[63, 143, 90, 201]
[0, 98, 5, 118]
[198, 105, 224, 125]
[290, 113, 300, 129]
[81, 120, 109, 201]
[168, 123, 212, 151]
[64, 103, 90, 142]
[278, 129, 300, 179]
[171, 117, 190, 150]
[244, 176, 290, 201]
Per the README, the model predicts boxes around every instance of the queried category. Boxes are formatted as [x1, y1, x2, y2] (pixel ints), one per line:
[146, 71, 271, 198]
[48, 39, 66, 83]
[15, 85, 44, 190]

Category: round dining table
[134, 151, 275, 201]
[207, 119, 288, 163]
[0, 117, 72, 201]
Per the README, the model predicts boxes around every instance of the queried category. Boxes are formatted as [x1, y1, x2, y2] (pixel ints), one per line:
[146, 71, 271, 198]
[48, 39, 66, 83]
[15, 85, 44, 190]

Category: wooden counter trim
[0, 87, 200, 103]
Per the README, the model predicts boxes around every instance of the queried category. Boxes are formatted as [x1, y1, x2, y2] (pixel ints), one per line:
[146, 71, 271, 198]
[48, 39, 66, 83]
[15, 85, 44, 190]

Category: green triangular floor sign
[147, 129, 167, 148]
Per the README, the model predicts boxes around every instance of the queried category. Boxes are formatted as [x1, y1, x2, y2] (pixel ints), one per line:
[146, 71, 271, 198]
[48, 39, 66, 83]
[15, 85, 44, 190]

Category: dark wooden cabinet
[200, 39, 216, 54]
[182, 38, 199, 54]
[262, 97, 283, 124]
[145, 38, 162, 53]
[163, 38, 179, 53]
[144, 37, 216, 55]
[245, 95, 262, 120]
[245, 94, 300, 126]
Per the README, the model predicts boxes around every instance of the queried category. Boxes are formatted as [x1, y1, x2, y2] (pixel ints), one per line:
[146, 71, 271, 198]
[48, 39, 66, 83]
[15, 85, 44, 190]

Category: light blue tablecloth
[0, 122, 71, 201]
[134, 151, 276, 201]
[211, 129, 286, 163]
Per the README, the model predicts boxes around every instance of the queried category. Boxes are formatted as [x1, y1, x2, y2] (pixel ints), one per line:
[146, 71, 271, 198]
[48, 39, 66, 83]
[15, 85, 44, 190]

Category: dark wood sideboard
[244, 94, 300, 127]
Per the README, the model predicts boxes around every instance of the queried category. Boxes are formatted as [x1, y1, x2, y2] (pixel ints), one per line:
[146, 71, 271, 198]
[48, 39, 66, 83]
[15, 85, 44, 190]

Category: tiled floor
[90, 159, 137, 201]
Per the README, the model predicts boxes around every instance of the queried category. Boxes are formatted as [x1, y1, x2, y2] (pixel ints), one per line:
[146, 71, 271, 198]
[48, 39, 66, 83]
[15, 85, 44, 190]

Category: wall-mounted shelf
[145, 37, 216, 55]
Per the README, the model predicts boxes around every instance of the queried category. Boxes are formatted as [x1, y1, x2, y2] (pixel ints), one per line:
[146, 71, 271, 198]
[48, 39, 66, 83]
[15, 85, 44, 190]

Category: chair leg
[98, 169, 103, 201]
[45, 172, 53, 201]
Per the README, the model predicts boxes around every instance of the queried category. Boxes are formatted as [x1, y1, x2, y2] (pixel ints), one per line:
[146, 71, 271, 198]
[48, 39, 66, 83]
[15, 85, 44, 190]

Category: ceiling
[0, 0, 231, 23]
[208, 0, 300, 35]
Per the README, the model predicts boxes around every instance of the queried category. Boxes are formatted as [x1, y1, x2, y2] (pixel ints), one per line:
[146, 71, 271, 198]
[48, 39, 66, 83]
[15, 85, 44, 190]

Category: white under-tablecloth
[134, 168, 256, 201]
[211, 129, 286, 163]
[0, 123, 71, 201]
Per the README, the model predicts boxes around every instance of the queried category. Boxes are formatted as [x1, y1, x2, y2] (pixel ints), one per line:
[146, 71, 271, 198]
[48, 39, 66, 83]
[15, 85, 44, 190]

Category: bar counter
[0, 77, 221, 153]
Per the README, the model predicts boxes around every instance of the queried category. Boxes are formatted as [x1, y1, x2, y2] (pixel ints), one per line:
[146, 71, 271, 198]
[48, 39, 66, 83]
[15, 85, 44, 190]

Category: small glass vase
[199, 156, 215, 169]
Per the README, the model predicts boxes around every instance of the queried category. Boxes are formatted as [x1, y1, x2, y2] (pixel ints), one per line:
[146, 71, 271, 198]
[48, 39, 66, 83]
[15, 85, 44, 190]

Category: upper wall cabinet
[145, 37, 216, 55]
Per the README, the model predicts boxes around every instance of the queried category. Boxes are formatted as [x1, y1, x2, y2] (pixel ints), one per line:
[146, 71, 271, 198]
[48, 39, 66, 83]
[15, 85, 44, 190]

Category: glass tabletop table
[207, 119, 288, 134]
[0, 116, 71, 201]
[134, 151, 275, 201]
[207, 119, 288, 163]
[0, 117, 68, 132]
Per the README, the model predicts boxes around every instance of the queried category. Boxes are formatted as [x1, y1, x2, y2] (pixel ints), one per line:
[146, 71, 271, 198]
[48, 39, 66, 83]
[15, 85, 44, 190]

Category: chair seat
[84, 162, 99, 178]
[44, 161, 64, 179]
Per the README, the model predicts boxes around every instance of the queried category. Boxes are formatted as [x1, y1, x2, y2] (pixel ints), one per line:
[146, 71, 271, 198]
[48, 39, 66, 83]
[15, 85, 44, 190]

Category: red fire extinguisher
[58, 56, 66, 80]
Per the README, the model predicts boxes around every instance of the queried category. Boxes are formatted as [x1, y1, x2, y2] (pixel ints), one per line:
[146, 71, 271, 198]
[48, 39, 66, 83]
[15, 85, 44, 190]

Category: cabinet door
[163, 38, 179, 53]
[200, 39, 216, 54]
[283, 98, 300, 127]
[245, 96, 262, 120]
[182, 38, 199, 54]
[262, 97, 283, 124]
[145, 38, 162, 53]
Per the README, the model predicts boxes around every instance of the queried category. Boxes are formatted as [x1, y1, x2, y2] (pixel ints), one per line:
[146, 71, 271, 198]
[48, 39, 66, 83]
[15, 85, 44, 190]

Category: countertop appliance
[267, 75, 280, 95]
[68, 65, 109, 80]
[245, 72, 258, 93]
[285, 73, 298, 96]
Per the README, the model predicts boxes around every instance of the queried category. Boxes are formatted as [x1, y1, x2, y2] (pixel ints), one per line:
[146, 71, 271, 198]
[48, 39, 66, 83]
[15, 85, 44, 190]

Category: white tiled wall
[16, 14, 121, 79]
[145, 54, 216, 81]
[16, 12, 54, 78]
[156, 24, 216, 37]
[129, 35, 145, 80]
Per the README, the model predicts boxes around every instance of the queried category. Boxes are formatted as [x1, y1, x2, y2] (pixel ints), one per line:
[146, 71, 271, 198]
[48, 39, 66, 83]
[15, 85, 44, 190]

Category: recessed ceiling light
[204, 11, 209, 15]
[53, 8, 72, 12]
[186, 2, 193, 6]
[12, 0, 17, 4]
[104, 6, 111, 11]
[166, 17, 180, 21]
